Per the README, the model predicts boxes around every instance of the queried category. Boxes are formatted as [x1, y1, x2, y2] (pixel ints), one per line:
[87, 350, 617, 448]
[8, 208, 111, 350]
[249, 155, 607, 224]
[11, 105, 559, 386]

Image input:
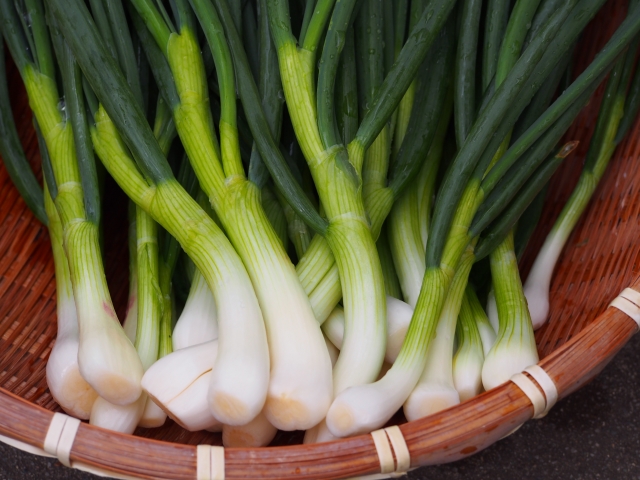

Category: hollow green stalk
[389, 0, 425, 161]
[385, 0, 408, 141]
[0, 33, 46, 223]
[482, 0, 509, 92]
[480, 0, 542, 360]
[428, 0, 583, 270]
[335, 25, 358, 146]
[454, 0, 483, 148]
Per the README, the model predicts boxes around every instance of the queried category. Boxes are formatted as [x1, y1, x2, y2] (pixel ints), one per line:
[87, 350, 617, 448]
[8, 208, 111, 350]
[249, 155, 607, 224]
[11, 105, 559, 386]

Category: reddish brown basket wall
[1, 1, 640, 478]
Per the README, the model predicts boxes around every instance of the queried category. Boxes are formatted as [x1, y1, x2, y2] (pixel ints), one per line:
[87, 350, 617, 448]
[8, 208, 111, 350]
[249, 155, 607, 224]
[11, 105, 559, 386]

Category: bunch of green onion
[1, 0, 639, 446]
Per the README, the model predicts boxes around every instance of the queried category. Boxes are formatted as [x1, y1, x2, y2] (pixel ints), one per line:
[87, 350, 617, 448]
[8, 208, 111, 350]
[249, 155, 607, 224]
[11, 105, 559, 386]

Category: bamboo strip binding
[43, 413, 80, 467]
[196, 445, 225, 480]
[610, 288, 640, 328]
[1, 1, 640, 479]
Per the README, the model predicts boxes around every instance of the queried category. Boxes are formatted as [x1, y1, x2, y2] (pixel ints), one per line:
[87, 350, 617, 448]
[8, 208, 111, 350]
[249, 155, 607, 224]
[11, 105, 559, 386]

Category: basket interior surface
[1, 0, 640, 461]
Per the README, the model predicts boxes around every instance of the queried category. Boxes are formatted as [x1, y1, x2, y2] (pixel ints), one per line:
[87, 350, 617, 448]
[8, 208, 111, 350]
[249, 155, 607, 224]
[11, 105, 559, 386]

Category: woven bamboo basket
[2, 2, 640, 478]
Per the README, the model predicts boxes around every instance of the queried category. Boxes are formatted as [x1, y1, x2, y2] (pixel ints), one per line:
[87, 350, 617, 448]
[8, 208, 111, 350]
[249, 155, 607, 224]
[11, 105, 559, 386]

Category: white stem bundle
[217, 182, 332, 431]
[139, 396, 167, 428]
[452, 289, 486, 402]
[69, 222, 144, 406]
[90, 207, 163, 432]
[303, 419, 338, 444]
[142, 340, 222, 431]
[486, 290, 499, 334]
[322, 296, 413, 364]
[222, 410, 278, 447]
[325, 245, 475, 437]
[90, 394, 146, 435]
[142, 340, 217, 406]
[173, 268, 218, 350]
[523, 232, 567, 330]
[170, 371, 224, 432]
[324, 335, 339, 367]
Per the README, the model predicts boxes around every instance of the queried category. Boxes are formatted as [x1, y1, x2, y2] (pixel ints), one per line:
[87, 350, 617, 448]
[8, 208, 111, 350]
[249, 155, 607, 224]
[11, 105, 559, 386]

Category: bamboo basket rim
[2, 0, 640, 478]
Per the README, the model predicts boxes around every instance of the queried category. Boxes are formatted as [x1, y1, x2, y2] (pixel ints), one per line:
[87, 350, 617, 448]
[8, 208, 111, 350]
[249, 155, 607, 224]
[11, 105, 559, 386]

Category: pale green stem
[91, 106, 270, 426]
[275, 38, 387, 395]
[377, 230, 402, 299]
[453, 287, 486, 402]
[134, 205, 162, 371]
[275, 187, 313, 259]
[525, 93, 624, 328]
[261, 185, 289, 249]
[483, 231, 538, 391]
[166, 29, 332, 430]
[403, 244, 476, 421]
[24, 66, 142, 406]
[391, 80, 416, 161]
[44, 184, 98, 419]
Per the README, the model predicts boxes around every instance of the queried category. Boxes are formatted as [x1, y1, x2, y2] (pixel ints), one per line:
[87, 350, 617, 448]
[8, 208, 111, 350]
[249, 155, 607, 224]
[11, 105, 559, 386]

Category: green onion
[1, 0, 145, 405]
[324, 0, 640, 437]
[43, 181, 98, 419]
[482, 232, 538, 390]
[321, 296, 414, 366]
[453, 287, 493, 402]
[403, 243, 476, 422]
[388, 101, 451, 307]
[173, 268, 218, 350]
[524, 34, 639, 328]
[172, 0, 331, 430]
[267, 0, 388, 405]
[1, 0, 638, 446]
[47, 0, 271, 427]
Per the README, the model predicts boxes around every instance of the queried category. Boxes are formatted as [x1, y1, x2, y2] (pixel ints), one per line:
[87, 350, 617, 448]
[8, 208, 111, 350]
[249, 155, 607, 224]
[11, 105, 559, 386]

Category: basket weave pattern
[1, 1, 639, 478]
